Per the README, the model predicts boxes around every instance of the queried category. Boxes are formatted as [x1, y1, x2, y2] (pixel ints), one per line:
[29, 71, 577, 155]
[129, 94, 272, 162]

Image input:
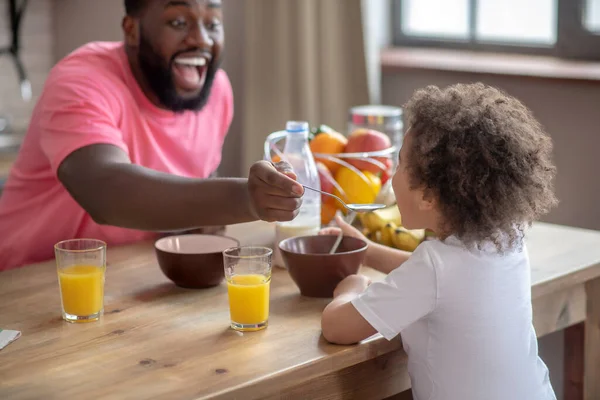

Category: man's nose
[186, 22, 214, 50]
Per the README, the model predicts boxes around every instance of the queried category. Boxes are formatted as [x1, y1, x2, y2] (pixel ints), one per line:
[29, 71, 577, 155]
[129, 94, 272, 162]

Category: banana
[380, 222, 397, 247]
[357, 213, 374, 232]
[372, 229, 382, 244]
[424, 229, 436, 239]
[409, 228, 425, 242]
[359, 205, 402, 233]
[365, 230, 381, 243]
[392, 227, 424, 252]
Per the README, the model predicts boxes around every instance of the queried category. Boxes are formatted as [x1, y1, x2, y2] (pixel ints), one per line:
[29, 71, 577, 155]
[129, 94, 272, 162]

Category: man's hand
[247, 160, 304, 222]
[333, 274, 371, 298]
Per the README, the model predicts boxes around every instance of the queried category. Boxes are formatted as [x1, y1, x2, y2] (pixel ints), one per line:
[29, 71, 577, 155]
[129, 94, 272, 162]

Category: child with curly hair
[320, 83, 558, 399]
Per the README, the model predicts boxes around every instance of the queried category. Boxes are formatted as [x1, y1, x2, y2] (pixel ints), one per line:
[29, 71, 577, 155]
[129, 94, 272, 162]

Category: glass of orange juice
[223, 246, 272, 332]
[54, 239, 107, 323]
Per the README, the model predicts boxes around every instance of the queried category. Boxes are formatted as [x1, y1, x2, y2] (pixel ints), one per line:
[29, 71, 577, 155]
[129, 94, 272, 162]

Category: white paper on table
[0, 329, 21, 350]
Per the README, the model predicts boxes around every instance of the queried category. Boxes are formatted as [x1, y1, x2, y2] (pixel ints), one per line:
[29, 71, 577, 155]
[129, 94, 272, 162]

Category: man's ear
[122, 16, 140, 47]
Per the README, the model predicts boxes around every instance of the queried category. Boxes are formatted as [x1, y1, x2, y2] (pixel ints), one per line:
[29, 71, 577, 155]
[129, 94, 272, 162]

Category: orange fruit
[321, 202, 337, 225]
[333, 166, 381, 210]
[309, 131, 348, 173]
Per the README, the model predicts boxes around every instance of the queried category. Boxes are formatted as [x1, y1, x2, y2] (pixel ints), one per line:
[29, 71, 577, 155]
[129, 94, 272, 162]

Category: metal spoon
[329, 232, 344, 255]
[302, 185, 386, 212]
[328, 212, 357, 255]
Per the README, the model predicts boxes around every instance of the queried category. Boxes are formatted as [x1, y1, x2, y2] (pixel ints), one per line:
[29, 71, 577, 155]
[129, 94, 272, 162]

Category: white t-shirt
[352, 236, 556, 400]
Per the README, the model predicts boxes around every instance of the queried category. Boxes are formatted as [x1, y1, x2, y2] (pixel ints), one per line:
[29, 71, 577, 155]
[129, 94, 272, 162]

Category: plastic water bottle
[273, 121, 321, 268]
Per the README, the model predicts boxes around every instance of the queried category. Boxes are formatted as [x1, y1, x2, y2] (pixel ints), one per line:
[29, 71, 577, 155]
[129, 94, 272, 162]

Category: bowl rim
[154, 234, 240, 255]
[278, 234, 368, 256]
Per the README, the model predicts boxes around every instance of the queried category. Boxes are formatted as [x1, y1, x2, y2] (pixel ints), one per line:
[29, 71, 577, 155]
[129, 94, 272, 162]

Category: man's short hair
[124, 0, 148, 16]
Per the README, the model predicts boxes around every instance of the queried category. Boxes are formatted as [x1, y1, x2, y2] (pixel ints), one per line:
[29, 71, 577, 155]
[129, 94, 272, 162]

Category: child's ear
[418, 189, 436, 211]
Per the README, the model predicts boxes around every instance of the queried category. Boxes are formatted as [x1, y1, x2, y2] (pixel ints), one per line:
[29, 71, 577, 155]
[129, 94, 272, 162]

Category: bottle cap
[286, 121, 309, 134]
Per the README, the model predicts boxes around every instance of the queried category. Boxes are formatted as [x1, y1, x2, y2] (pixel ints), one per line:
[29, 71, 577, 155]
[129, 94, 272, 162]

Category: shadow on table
[132, 282, 193, 303]
[269, 292, 330, 317]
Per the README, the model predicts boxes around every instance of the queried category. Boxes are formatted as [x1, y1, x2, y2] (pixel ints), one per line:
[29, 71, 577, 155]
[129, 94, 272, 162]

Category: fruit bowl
[264, 127, 398, 226]
[264, 126, 432, 253]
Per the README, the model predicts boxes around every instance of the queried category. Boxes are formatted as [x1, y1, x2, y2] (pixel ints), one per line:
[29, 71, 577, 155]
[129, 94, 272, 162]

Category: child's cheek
[391, 170, 406, 203]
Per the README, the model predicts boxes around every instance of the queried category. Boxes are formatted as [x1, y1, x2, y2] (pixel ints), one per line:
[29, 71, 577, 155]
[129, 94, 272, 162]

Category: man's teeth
[175, 57, 207, 67]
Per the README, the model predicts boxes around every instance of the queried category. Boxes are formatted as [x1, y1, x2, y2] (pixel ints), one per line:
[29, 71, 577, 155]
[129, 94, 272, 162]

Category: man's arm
[57, 144, 303, 231]
[168, 171, 225, 236]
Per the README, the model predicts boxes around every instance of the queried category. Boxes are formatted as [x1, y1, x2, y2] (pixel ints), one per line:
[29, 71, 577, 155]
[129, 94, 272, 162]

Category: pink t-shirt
[0, 42, 233, 270]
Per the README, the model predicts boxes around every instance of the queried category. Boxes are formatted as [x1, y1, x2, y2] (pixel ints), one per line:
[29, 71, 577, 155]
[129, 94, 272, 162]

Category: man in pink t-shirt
[0, 0, 302, 270]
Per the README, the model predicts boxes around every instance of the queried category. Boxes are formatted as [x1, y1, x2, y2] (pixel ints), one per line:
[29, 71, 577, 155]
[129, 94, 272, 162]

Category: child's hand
[333, 274, 371, 298]
[319, 215, 366, 241]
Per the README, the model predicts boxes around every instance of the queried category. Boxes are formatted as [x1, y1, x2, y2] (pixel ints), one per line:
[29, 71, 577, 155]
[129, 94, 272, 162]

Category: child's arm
[321, 244, 437, 345]
[321, 275, 377, 345]
[320, 215, 411, 274]
[365, 241, 411, 274]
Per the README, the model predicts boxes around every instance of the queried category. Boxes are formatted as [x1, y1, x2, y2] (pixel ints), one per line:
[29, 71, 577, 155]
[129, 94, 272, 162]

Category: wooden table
[1, 221, 600, 400]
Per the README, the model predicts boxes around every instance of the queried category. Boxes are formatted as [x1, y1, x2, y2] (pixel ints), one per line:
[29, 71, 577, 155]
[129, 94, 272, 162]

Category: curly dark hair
[404, 83, 558, 251]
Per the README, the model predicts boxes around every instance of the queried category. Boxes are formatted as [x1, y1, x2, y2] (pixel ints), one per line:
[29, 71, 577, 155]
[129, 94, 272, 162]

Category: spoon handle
[329, 231, 344, 255]
[302, 185, 349, 211]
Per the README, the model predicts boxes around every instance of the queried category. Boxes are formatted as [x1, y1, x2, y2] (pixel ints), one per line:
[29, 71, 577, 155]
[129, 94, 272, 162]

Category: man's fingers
[261, 195, 302, 212]
[259, 208, 300, 222]
[252, 161, 303, 196]
[251, 180, 300, 197]
[273, 160, 298, 181]
[250, 189, 302, 211]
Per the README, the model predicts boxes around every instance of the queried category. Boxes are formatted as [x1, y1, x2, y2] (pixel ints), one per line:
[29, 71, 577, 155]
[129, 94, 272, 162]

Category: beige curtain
[240, 0, 371, 172]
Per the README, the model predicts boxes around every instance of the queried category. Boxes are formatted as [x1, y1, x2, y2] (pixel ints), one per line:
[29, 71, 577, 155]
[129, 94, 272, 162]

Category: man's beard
[137, 33, 219, 113]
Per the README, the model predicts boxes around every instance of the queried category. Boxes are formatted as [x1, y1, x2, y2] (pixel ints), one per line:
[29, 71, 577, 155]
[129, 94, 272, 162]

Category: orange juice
[58, 265, 105, 317]
[227, 274, 270, 328]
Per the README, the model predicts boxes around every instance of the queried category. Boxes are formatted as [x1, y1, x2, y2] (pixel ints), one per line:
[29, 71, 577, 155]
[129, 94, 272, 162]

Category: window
[585, 0, 600, 32]
[393, 0, 600, 59]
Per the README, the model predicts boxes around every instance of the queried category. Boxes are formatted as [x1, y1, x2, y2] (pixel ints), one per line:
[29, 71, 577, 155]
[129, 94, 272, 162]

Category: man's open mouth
[172, 56, 210, 91]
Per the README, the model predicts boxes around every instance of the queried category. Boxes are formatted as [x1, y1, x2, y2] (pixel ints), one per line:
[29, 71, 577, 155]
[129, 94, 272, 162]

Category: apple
[316, 162, 336, 205]
[380, 158, 394, 185]
[345, 129, 391, 173]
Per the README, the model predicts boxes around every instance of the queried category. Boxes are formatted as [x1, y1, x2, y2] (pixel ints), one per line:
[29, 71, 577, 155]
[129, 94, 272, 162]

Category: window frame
[392, 0, 600, 60]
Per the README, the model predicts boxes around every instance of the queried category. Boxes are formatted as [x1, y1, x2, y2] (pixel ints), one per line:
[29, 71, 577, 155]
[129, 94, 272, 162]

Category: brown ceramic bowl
[155, 234, 240, 289]
[279, 235, 368, 298]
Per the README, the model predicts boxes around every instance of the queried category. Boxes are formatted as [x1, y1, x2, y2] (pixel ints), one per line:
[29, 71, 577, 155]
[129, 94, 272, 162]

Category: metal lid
[349, 105, 402, 126]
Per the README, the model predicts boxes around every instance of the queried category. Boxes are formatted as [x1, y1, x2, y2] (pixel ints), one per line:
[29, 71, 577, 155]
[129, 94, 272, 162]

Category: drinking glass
[223, 246, 272, 331]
